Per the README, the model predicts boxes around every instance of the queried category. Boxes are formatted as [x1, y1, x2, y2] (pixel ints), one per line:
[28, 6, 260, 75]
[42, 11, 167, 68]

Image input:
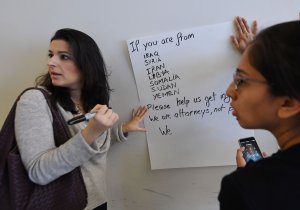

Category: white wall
[0, 0, 298, 209]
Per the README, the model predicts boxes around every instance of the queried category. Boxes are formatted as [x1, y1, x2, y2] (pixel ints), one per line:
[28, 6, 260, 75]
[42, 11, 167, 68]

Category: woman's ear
[278, 97, 300, 118]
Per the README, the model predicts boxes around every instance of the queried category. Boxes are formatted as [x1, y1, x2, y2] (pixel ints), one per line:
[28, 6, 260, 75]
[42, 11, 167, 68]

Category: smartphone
[238, 137, 263, 162]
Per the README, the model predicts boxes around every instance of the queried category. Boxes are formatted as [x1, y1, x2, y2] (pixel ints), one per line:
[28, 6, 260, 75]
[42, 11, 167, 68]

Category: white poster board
[127, 22, 253, 169]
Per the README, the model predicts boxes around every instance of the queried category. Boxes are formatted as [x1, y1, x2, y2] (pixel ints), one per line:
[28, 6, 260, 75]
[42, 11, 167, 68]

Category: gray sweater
[15, 89, 127, 210]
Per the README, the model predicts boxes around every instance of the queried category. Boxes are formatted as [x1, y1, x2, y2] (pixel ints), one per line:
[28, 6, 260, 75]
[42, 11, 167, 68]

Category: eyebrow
[236, 68, 249, 76]
[48, 50, 71, 54]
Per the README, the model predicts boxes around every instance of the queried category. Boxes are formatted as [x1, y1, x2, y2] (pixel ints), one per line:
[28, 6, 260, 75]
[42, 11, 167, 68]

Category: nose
[226, 81, 236, 100]
[47, 55, 57, 68]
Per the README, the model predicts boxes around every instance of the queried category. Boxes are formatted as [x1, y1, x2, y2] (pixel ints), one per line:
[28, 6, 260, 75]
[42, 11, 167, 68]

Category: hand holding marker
[67, 107, 112, 125]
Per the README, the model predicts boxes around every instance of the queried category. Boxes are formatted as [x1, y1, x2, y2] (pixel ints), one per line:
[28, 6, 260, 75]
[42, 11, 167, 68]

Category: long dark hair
[248, 21, 300, 100]
[36, 28, 111, 113]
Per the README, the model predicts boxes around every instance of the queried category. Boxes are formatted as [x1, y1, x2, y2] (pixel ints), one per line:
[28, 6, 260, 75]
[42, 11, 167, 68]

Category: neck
[70, 89, 81, 104]
[69, 89, 84, 113]
[273, 122, 300, 150]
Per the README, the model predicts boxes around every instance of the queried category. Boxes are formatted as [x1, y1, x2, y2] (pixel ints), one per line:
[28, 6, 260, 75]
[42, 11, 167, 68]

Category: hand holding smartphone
[238, 137, 263, 162]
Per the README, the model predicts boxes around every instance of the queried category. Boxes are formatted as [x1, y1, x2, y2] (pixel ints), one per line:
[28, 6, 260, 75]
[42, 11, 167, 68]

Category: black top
[218, 144, 300, 210]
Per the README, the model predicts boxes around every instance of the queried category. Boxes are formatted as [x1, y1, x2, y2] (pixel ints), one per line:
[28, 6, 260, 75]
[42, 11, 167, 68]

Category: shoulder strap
[33, 88, 72, 146]
[0, 87, 71, 174]
[0, 88, 39, 163]
[0, 87, 71, 149]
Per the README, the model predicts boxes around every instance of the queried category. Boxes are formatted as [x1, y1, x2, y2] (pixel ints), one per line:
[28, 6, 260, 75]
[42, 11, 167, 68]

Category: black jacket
[218, 144, 300, 210]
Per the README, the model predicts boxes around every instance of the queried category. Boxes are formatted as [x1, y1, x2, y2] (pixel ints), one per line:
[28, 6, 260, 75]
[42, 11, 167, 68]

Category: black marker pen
[67, 107, 112, 125]
[67, 112, 96, 125]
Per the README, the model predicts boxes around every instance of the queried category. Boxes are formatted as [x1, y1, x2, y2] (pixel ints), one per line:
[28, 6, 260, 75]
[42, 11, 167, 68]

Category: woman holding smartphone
[218, 18, 300, 209]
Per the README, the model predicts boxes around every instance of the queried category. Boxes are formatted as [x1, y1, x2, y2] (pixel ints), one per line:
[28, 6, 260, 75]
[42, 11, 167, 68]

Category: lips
[49, 71, 63, 79]
[230, 103, 237, 116]
[50, 72, 62, 76]
[49, 72, 63, 82]
[232, 109, 237, 117]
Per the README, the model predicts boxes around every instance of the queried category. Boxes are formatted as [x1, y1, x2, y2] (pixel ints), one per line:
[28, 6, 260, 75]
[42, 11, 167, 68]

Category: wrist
[122, 123, 129, 134]
[81, 126, 104, 144]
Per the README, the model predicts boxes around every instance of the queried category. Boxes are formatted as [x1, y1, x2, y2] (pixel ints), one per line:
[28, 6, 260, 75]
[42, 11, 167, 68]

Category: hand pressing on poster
[231, 16, 257, 53]
[122, 106, 148, 134]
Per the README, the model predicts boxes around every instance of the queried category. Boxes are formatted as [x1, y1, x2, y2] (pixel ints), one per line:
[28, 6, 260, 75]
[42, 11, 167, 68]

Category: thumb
[236, 148, 246, 167]
[251, 20, 258, 35]
[262, 151, 268, 158]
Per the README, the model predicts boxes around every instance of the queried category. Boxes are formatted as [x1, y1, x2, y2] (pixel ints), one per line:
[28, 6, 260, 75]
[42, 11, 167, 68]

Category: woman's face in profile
[226, 49, 282, 130]
[47, 39, 83, 90]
